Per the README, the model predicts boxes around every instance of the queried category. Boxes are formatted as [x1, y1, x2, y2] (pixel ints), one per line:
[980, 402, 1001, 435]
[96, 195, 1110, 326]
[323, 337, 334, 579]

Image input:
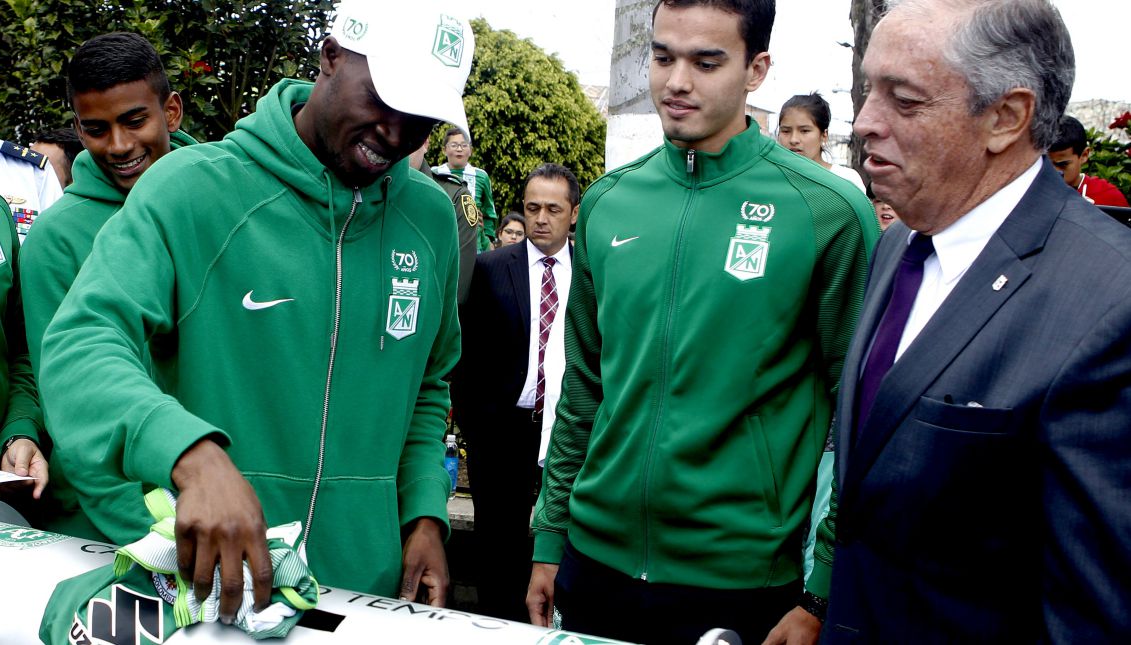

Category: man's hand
[400, 517, 448, 606]
[171, 438, 271, 624]
[2, 438, 49, 498]
[527, 562, 558, 626]
[761, 606, 821, 645]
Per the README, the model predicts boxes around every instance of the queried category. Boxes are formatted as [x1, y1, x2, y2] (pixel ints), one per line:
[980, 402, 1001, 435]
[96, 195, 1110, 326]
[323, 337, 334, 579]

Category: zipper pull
[686, 149, 696, 174]
[353, 188, 363, 204]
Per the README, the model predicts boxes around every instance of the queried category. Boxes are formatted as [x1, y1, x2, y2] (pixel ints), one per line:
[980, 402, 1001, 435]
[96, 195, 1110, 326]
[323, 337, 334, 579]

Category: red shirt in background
[1078, 174, 1130, 207]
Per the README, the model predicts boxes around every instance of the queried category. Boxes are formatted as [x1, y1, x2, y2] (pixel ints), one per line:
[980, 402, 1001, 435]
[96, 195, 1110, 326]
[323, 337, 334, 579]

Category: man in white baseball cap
[331, 0, 474, 141]
[37, 0, 475, 626]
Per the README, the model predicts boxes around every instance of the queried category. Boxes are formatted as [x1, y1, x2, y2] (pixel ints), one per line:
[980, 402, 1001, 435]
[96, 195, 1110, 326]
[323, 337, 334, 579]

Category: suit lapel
[509, 243, 532, 341]
[842, 161, 1065, 497]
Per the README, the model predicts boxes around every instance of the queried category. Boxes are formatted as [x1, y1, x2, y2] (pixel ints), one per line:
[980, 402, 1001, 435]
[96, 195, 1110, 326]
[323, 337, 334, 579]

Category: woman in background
[777, 93, 866, 193]
[494, 212, 526, 249]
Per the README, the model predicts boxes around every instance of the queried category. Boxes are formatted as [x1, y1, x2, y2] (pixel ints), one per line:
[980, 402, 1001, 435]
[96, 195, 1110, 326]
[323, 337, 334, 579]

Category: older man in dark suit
[450, 163, 578, 621]
[824, 0, 1131, 642]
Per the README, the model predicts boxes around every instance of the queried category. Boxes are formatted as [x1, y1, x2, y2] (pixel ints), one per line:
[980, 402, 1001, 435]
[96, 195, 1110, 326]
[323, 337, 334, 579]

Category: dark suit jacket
[451, 241, 534, 428]
[826, 160, 1131, 642]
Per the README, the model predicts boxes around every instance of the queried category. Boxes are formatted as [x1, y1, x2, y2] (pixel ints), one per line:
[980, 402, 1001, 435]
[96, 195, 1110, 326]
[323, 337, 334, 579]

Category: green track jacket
[39, 79, 461, 596]
[20, 131, 197, 543]
[532, 122, 880, 599]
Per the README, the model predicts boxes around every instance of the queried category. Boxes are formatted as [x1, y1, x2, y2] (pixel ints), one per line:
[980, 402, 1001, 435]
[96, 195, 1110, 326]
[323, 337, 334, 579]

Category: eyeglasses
[501, 228, 524, 237]
[446, 142, 469, 150]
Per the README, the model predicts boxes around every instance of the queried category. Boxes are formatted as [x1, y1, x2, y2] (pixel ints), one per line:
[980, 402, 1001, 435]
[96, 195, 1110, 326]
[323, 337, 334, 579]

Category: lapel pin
[992, 275, 1008, 291]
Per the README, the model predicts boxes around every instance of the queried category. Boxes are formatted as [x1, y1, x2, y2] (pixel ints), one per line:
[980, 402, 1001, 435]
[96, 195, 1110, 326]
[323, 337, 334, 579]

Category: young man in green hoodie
[38, 1, 473, 624]
[527, 1, 880, 643]
[19, 31, 197, 543]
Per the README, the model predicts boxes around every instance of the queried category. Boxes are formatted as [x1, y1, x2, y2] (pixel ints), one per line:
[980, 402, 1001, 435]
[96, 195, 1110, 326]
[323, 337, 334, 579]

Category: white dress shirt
[516, 240, 572, 409]
[895, 158, 1042, 359]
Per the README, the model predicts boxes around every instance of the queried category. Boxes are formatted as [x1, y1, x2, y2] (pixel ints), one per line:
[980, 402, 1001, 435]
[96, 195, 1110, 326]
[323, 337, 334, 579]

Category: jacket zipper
[639, 148, 698, 581]
[302, 188, 363, 548]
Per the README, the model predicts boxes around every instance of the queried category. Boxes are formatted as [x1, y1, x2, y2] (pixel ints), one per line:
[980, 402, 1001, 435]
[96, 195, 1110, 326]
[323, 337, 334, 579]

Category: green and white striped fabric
[40, 488, 318, 643]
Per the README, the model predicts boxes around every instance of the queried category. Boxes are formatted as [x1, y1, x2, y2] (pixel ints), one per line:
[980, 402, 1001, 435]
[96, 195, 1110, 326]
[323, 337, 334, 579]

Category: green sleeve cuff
[532, 529, 566, 564]
[399, 476, 452, 542]
[805, 558, 832, 600]
[126, 402, 229, 490]
[0, 417, 42, 447]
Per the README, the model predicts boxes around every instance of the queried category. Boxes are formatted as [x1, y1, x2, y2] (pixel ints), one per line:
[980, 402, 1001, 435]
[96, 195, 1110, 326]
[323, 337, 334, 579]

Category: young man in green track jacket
[38, 2, 474, 623]
[20, 32, 197, 543]
[527, 1, 880, 643]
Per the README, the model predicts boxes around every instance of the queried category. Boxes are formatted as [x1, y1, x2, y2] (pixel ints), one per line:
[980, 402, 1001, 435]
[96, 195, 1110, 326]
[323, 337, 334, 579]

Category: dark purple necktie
[855, 233, 935, 436]
[534, 257, 558, 421]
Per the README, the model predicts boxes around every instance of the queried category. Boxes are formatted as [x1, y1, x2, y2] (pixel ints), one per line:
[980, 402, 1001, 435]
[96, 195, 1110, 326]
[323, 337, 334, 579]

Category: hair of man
[1050, 115, 1088, 155]
[31, 127, 84, 165]
[652, 0, 776, 64]
[523, 162, 580, 207]
[66, 32, 172, 107]
[890, 0, 1073, 151]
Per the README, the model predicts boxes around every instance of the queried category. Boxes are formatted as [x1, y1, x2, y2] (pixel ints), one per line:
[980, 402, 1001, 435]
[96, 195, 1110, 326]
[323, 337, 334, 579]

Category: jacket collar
[659, 117, 775, 187]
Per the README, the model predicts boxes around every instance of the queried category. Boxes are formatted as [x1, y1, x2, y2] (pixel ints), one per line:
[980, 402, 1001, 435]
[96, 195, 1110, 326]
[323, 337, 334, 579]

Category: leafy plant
[1085, 111, 1131, 201]
[0, 0, 333, 142]
[1, 7, 606, 206]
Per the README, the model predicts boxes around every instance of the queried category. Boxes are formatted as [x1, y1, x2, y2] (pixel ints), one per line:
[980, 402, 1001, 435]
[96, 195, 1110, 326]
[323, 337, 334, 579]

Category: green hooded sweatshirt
[20, 131, 197, 543]
[0, 207, 42, 467]
[39, 79, 461, 596]
[533, 121, 880, 599]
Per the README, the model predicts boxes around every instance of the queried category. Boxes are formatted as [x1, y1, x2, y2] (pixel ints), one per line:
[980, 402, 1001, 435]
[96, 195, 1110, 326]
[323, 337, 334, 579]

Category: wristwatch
[1, 435, 34, 457]
[799, 591, 828, 622]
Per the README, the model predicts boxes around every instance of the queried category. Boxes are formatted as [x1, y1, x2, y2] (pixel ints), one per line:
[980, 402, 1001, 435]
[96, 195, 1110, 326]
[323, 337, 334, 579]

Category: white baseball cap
[330, 1, 475, 140]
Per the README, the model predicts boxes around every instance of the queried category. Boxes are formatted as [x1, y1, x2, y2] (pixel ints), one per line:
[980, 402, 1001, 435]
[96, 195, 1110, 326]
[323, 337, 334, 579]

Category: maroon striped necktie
[534, 257, 559, 421]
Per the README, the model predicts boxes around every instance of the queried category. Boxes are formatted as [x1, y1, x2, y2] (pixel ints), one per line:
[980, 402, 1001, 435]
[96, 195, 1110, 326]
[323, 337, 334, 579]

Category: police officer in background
[409, 139, 480, 305]
[0, 140, 63, 240]
[0, 139, 51, 524]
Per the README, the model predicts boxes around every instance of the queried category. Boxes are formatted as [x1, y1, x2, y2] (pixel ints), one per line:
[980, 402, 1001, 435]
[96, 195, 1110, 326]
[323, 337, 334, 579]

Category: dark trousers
[464, 405, 542, 622]
[556, 541, 801, 645]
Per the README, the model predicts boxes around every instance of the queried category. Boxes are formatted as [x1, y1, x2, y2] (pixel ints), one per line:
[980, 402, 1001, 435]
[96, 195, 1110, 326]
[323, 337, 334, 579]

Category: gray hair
[888, 0, 1075, 151]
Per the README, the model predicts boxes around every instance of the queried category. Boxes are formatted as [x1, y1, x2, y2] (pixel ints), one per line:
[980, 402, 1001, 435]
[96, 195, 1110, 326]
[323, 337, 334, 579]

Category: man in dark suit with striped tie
[450, 163, 578, 621]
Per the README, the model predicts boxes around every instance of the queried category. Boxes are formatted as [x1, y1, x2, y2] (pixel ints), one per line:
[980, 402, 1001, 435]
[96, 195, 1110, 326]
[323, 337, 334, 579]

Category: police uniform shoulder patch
[0, 140, 48, 170]
[459, 194, 480, 227]
[436, 173, 465, 188]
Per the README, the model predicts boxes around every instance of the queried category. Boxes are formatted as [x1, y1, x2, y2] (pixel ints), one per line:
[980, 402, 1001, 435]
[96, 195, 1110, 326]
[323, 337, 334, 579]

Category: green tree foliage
[1085, 113, 1131, 201]
[430, 19, 606, 213]
[0, 0, 333, 142]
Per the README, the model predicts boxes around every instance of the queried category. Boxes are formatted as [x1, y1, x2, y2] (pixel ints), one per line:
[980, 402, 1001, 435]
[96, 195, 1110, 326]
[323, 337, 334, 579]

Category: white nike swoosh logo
[242, 291, 294, 311]
[611, 235, 639, 247]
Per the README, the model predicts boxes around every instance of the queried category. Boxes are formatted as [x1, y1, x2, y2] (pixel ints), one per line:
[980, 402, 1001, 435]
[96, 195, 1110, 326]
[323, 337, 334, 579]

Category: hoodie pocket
[745, 415, 783, 528]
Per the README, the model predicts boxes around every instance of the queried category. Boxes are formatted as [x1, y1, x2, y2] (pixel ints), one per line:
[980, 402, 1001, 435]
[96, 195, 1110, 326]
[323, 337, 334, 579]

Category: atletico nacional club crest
[433, 15, 465, 67]
[725, 224, 771, 281]
[387, 278, 420, 340]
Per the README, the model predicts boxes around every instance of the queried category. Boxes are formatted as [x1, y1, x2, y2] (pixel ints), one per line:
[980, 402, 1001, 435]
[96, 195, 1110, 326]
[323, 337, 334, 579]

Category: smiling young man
[37, 1, 473, 623]
[526, 1, 878, 643]
[18, 32, 197, 542]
